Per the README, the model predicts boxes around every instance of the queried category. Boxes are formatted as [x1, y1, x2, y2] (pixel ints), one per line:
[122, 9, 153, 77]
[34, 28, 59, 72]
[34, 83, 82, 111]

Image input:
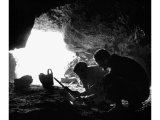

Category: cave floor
[9, 83, 151, 120]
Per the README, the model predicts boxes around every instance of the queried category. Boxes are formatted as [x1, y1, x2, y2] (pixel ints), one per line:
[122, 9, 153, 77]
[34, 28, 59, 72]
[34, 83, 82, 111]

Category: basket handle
[47, 69, 53, 75]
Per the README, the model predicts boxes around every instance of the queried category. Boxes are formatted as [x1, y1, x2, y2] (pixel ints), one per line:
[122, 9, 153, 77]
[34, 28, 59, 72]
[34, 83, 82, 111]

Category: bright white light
[10, 29, 76, 86]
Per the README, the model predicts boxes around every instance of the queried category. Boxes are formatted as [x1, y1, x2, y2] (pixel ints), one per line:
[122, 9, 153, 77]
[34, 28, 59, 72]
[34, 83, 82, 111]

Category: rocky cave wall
[9, 0, 151, 81]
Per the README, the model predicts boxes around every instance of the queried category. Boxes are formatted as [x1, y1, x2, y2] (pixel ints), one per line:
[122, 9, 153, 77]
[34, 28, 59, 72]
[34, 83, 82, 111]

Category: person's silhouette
[94, 49, 150, 110]
[73, 62, 106, 105]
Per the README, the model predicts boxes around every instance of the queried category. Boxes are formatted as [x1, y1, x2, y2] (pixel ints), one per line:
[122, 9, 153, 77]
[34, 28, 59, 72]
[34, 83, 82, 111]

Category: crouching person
[94, 49, 150, 111]
[14, 75, 33, 89]
[73, 62, 107, 107]
[39, 69, 54, 89]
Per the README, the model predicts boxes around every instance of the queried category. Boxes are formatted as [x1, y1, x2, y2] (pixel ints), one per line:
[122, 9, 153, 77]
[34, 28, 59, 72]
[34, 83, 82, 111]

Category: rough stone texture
[32, 1, 150, 80]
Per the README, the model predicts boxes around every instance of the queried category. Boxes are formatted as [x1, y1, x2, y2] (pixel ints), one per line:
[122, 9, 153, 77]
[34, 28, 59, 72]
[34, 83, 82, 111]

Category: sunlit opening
[10, 29, 76, 86]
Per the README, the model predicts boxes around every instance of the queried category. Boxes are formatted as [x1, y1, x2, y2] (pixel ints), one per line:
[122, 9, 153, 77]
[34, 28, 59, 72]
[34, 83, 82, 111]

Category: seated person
[73, 62, 107, 104]
[94, 49, 150, 110]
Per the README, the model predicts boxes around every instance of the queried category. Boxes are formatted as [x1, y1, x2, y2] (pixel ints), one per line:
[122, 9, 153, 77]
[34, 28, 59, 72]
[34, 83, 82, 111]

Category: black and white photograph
[9, 0, 151, 120]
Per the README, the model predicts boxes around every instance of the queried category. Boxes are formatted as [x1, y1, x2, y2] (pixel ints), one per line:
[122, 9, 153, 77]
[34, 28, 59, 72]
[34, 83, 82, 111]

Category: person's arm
[78, 84, 89, 96]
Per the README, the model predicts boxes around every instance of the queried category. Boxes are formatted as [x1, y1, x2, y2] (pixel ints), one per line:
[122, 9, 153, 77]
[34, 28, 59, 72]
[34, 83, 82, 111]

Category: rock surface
[9, 83, 151, 120]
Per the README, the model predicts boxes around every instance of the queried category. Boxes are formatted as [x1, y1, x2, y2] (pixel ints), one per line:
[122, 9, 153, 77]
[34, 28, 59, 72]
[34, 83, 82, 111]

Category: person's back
[109, 54, 149, 83]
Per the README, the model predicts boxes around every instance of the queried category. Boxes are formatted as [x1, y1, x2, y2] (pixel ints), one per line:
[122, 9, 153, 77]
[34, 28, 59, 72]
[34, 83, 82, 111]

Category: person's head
[94, 49, 111, 70]
[73, 62, 88, 79]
